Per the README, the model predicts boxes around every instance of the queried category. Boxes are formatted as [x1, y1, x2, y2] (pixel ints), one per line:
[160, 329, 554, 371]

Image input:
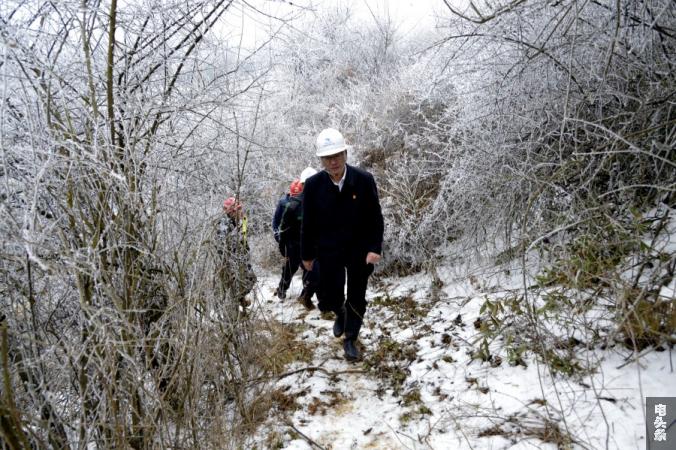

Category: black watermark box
[646, 397, 676, 450]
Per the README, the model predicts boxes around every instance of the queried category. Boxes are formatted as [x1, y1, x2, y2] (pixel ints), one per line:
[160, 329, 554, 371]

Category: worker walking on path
[277, 168, 319, 309]
[217, 197, 256, 309]
[301, 128, 384, 361]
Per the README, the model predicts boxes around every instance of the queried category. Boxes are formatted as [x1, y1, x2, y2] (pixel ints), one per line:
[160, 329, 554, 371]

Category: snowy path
[252, 267, 675, 449]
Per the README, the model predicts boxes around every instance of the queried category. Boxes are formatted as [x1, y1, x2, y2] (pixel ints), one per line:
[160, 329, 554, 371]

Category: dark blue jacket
[279, 193, 303, 246]
[272, 193, 289, 243]
[301, 165, 384, 261]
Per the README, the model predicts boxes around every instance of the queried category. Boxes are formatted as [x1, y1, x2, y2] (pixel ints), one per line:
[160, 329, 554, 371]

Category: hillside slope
[252, 263, 674, 449]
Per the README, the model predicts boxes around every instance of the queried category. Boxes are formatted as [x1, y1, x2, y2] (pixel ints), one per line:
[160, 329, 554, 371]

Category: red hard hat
[223, 197, 242, 214]
[289, 180, 303, 196]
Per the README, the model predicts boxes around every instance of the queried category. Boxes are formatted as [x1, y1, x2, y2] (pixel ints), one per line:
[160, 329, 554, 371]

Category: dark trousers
[317, 253, 373, 340]
[279, 242, 317, 298]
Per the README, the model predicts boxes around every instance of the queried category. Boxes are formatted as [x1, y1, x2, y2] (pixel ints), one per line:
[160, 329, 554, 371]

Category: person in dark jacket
[273, 168, 319, 301]
[278, 174, 320, 309]
[301, 128, 384, 361]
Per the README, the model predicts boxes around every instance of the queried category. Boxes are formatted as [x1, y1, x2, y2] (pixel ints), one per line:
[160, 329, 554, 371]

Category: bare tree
[0, 0, 291, 447]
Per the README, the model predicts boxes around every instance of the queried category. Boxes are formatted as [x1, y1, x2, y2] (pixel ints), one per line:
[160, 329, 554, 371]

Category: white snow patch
[249, 262, 674, 449]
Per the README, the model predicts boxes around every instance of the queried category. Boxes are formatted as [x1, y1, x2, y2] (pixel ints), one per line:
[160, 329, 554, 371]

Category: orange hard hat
[289, 180, 303, 196]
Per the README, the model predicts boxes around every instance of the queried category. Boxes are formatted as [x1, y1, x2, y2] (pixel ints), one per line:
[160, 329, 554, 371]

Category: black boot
[297, 290, 315, 310]
[274, 285, 286, 299]
[343, 339, 361, 361]
[333, 308, 345, 338]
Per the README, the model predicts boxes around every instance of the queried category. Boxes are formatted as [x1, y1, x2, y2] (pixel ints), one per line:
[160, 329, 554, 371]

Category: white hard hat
[300, 167, 318, 183]
[315, 128, 349, 157]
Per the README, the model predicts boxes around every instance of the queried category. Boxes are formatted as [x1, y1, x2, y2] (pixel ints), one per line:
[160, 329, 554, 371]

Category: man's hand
[302, 259, 315, 271]
[366, 252, 381, 264]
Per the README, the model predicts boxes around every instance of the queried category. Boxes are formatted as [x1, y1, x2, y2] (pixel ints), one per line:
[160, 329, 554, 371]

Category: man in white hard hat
[301, 128, 384, 361]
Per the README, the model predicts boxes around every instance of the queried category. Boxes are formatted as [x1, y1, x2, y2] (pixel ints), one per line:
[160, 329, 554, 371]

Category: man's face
[320, 151, 347, 179]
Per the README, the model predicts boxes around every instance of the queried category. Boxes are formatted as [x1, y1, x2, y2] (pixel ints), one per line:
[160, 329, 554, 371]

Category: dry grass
[307, 390, 348, 416]
[478, 415, 575, 450]
[254, 320, 315, 376]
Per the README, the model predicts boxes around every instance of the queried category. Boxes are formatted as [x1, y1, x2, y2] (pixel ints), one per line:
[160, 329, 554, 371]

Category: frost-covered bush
[0, 2, 284, 447]
[433, 0, 675, 348]
[431, 0, 675, 252]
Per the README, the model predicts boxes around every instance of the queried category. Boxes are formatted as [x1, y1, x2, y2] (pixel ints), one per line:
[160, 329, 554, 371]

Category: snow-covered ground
[251, 263, 675, 449]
